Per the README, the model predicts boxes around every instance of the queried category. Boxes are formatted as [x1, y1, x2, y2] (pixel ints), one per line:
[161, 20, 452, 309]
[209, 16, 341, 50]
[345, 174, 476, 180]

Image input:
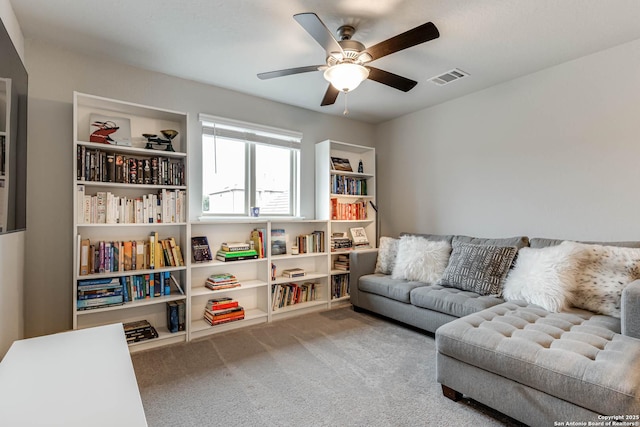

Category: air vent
[428, 68, 469, 86]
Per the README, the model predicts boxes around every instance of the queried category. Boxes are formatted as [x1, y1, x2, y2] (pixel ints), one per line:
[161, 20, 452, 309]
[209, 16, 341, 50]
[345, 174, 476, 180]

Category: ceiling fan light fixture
[323, 63, 369, 92]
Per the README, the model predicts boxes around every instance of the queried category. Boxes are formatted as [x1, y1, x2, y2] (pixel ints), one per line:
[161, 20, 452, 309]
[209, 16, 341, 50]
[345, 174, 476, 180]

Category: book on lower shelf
[271, 282, 317, 311]
[191, 236, 213, 262]
[203, 305, 245, 326]
[204, 273, 241, 291]
[166, 300, 186, 333]
[123, 320, 159, 343]
[76, 277, 124, 310]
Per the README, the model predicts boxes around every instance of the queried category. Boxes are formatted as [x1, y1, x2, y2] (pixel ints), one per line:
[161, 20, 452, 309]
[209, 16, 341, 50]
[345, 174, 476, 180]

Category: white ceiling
[10, 0, 640, 123]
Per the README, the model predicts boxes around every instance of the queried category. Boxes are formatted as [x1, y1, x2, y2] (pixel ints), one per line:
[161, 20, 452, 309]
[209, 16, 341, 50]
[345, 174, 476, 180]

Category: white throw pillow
[571, 243, 640, 318]
[391, 235, 451, 283]
[503, 241, 585, 312]
[375, 236, 400, 274]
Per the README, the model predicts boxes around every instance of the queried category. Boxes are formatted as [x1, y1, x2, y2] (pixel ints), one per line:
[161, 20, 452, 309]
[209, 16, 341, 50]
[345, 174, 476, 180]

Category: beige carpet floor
[131, 306, 525, 427]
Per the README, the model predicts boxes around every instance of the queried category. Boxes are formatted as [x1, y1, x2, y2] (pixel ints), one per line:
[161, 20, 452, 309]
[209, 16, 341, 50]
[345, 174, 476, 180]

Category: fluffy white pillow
[571, 243, 640, 318]
[503, 241, 585, 312]
[375, 236, 400, 274]
[391, 235, 452, 283]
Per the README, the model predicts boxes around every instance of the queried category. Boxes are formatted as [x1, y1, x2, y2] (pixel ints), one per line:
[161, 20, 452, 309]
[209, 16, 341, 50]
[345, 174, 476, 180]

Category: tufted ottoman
[436, 301, 640, 426]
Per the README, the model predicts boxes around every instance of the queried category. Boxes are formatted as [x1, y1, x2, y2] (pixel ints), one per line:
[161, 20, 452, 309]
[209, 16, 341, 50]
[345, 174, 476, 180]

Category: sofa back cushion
[530, 237, 640, 249]
[453, 235, 529, 249]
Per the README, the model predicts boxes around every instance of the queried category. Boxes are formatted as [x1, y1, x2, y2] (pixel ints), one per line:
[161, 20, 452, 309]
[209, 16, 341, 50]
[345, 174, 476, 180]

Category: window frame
[199, 114, 301, 218]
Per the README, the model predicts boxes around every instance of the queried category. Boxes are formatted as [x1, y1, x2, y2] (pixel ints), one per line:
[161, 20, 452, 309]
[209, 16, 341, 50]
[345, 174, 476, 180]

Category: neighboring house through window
[200, 114, 301, 217]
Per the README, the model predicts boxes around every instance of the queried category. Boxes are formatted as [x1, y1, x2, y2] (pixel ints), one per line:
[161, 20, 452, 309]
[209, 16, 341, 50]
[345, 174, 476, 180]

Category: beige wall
[376, 37, 640, 242]
[23, 38, 375, 337]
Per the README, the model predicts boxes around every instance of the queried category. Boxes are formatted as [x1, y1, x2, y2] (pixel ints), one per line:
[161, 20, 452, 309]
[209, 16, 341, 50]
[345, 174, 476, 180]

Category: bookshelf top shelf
[76, 140, 187, 158]
[330, 171, 374, 179]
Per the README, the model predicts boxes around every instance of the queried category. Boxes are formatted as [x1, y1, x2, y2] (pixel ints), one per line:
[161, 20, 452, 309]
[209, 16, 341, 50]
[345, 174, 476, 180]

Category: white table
[0, 324, 147, 426]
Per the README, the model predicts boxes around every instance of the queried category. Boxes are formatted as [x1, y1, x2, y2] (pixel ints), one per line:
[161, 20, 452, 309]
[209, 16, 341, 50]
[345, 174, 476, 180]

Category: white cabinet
[73, 92, 188, 352]
[315, 140, 376, 305]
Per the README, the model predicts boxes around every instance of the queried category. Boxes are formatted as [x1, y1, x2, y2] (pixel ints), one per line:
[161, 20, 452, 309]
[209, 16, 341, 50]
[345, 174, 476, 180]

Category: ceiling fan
[257, 12, 440, 109]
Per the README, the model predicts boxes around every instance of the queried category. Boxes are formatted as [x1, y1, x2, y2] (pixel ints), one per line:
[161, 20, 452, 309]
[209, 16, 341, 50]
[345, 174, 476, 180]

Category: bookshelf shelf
[73, 92, 189, 352]
[316, 140, 376, 307]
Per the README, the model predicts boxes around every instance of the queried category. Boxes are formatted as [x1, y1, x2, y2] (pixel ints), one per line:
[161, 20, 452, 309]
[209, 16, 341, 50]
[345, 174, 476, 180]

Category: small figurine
[358, 159, 364, 173]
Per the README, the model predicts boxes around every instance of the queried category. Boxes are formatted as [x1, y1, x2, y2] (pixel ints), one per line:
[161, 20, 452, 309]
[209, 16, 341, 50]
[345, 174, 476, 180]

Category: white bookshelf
[315, 140, 376, 305]
[72, 92, 189, 352]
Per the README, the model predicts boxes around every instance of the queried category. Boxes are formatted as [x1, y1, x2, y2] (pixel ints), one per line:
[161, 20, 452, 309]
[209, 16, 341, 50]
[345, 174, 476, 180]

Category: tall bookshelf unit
[189, 219, 270, 340]
[315, 140, 376, 305]
[73, 92, 189, 352]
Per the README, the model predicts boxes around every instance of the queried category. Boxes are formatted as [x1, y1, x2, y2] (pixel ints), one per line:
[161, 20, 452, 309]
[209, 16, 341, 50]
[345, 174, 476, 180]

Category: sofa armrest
[349, 249, 378, 307]
[621, 280, 640, 339]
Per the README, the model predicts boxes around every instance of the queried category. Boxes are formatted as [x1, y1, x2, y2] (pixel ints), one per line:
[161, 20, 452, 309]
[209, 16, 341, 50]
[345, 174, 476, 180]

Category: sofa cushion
[439, 242, 518, 296]
[436, 301, 640, 416]
[570, 242, 640, 318]
[358, 274, 427, 303]
[400, 232, 454, 244]
[391, 235, 451, 283]
[453, 235, 529, 249]
[410, 284, 504, 318]
[503, 241, 583, 312]
[374, 236, 399, 275]
[530, 237, 640, 249]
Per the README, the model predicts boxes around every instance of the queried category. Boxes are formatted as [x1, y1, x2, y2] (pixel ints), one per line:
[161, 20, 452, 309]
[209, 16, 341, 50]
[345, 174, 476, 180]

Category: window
[200, 114, 301, 217]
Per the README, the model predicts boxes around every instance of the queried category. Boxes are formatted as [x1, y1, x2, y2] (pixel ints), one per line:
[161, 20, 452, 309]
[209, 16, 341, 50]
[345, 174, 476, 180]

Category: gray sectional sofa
[349, 233, 640, 427]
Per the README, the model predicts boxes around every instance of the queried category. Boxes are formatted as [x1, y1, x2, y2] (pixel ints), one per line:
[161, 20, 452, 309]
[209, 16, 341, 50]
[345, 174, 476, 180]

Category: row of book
[203, 297, 245, 326]
[166, 300, 186, 332]
[77, 146, 185, 186]
[77, 186, 186, 224]
[331, 274, 350, 299]
[77, 272, 184, 310]
[331, 175, 368, 196]
[123, 320, 158, 344]
[330, 199, 368, 221]
[78, 233, 184, 276]
[271, 282, 317, 311]
[204, 273, 241, 291]
[295, 230, 325, 254]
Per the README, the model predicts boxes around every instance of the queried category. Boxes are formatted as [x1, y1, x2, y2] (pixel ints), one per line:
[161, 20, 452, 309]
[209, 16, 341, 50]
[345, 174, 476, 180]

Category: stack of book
[166, 299, 186, 332]
[203, 297, 245, 326]
[216, 242, 258, 262]
[281, 267, 305, 278]
[122, 320, 158, 344]
[204, 273, 241, 291]
[331, 235, 353, 252]
[333, 254, 350, 271]
[77, 277, 124, 310]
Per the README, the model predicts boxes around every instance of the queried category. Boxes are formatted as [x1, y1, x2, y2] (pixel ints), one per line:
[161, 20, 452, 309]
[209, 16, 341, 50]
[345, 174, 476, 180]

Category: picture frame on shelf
[89, 113, 132, 146]
[330, 156, 353, 172]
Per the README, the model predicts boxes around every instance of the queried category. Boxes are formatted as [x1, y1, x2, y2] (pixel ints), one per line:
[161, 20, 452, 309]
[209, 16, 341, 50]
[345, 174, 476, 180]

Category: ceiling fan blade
[365, 22, 439, 62]
[294, 13, 345, 56]
[366, 66, 417, 92]
[321, 84, 340, 106]
[257, 65, 324, 80]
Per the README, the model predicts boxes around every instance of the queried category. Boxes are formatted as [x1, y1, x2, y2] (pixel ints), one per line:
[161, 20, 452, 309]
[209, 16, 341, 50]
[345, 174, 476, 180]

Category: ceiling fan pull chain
[343, 90, 349, 115]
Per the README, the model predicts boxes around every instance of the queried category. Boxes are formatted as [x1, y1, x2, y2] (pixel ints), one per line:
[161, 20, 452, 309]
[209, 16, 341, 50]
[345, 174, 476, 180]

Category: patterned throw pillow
[571, 243, 640, 318]
[439, 242, 518, 296]
[375, 236, 400, 274]
[391, 235, 452, 283]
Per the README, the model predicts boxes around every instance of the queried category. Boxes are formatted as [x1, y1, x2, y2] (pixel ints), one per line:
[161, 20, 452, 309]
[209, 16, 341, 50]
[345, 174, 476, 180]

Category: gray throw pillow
[439, 242, 518, 296]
